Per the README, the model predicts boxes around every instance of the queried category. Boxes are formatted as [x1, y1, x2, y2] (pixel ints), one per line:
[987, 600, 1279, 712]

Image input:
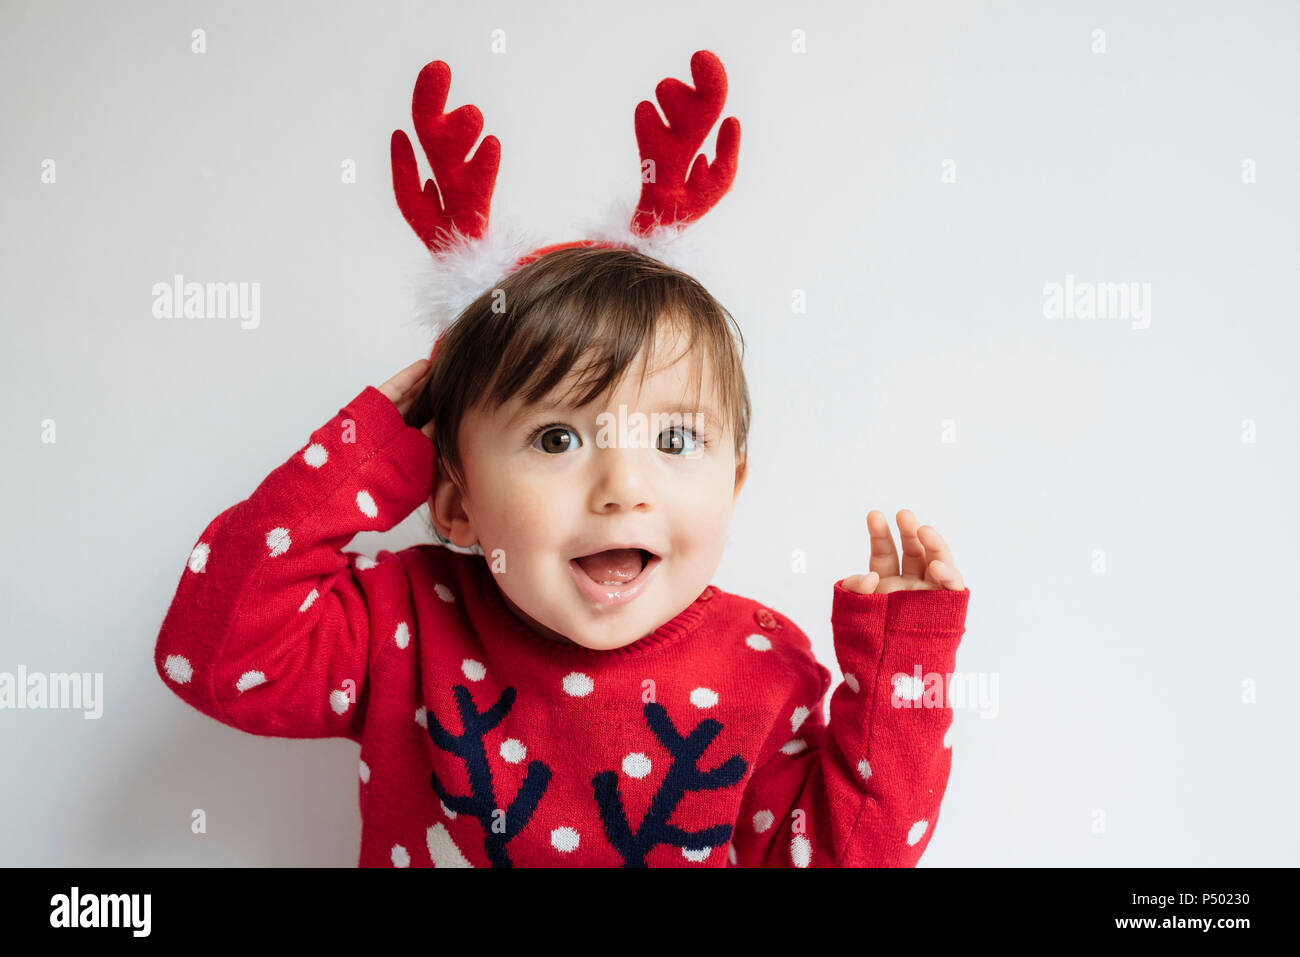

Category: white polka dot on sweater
[439, 800, 457, 820]
[745, 634, 771, 651]
[414, 706, 427, 728]
[943, 722, 953, 748]
[682, 846, 711, 862]
[563, 672, 593, 697]
[356, 490, 378, 519]
[394, 621, 410, 649]
[188, 543, 209, 573]
[303, 443, 328, 468]
[791, 835, 811, 867]
[299, 588, 318, 612]
[434, 582, 455, 603]
[780, 738, 807, 755]
[893, 673, 924, 701]
[391, 844, 410, 867]
[461, 659, 486, 681]
[622, 753, 651, 778]
[858, 759, 871, 782]
[728, 844, 737, 865]
[752, 810, 774, 833]
[500, 738, 526, 763]
[329, 690, 350, 714]
[790, 706, 810, 733]
[266, 527, 291, 557]
[907, 820, 928, 846]
[689, 687, 718, 708]
[359, 759, 370, 784]
[843, 672, 859, 693]
[427, 823, 472, 867]
[354, 554, 377, 571]
[236, 671, 266, 692]
[163, 655, 193, 684]
[551, 827, 580, 853]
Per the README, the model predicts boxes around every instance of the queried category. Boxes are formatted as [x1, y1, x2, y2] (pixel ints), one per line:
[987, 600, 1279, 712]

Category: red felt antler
[631, 50, 740, 236]
[391, 60, 500, 248]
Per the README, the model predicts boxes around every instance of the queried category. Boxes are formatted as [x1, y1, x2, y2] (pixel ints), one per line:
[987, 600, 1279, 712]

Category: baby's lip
[567, 552, 662, 607]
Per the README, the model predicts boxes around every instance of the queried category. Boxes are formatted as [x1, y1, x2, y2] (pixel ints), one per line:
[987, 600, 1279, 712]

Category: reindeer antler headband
[390, 50, 741, 354]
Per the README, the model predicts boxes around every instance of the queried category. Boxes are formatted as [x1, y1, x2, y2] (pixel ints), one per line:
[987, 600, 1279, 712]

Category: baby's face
[432, 329, 745, 651]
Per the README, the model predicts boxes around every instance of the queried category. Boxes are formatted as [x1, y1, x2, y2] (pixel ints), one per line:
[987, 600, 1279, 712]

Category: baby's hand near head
[840, 509, 965, 595]
[377, 358, 436, 439]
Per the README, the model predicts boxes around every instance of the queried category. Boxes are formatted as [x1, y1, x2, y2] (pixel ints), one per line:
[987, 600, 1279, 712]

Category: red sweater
[154, 386, 970, 867]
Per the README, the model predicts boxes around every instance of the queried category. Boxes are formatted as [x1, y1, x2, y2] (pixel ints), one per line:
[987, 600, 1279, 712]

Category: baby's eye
[531, 424, 582, 454]
[658, 426, 700, 456]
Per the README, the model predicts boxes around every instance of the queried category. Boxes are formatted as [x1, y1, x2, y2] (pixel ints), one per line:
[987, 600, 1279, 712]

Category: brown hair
[402, 245, 750, 502]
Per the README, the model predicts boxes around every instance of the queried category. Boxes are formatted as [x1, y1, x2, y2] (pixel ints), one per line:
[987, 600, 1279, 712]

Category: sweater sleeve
[153, 386, 436, 743]
[731, 583, 969, 867]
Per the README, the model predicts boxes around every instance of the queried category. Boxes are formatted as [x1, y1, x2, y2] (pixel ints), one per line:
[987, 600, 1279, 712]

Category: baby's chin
[498, 586, 661, 650]
[532, 608, 661, 651]
[558, 625, 654, 651]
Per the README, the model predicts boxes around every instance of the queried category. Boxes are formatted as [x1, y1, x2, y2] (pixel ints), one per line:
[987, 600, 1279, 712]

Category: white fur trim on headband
[406, 219, 539, 334]
[574, 194, 701, 273]
[402, 196, 701, 334]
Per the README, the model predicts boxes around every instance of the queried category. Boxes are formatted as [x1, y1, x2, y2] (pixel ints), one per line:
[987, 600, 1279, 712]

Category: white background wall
[2, 0, 1296, 866]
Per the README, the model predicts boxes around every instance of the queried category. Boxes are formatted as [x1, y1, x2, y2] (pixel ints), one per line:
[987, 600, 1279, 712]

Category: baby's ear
[430, 475, 477, 548]
[427, 491, 454, 545]
[427, 508, 454, 546]
[733, 458, 748, 500]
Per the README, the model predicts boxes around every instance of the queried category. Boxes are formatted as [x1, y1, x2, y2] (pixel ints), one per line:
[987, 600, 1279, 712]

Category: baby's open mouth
[571, 548, 653, 585]
[567, 546, 662, 607]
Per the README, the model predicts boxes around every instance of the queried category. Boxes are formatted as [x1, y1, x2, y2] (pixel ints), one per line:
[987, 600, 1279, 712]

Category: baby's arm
[731, 586, 968, 866]
[153, 362, 436, 742]
[732, 509, 969, 866]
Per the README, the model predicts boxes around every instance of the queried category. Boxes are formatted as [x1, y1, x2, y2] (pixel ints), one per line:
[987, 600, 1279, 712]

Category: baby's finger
[377, 358, 430, 407]
[840, 571, 880, 595]
[917, 525, 954, 571]
[925, 560, 965, 591]
[867, 510, 900, 579]
[897, 509, 927, 579]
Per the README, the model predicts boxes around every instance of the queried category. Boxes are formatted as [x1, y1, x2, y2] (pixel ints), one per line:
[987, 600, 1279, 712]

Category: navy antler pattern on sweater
[593, 701, 747, 866]
[426, 684, 551, 868]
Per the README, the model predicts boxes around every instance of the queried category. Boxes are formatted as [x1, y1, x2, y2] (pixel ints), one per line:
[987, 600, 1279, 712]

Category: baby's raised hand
[840, 509, 965, 595]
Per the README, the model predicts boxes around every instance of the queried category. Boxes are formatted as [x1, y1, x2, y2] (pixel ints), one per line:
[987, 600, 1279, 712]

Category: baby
[154, 245, 969, 867]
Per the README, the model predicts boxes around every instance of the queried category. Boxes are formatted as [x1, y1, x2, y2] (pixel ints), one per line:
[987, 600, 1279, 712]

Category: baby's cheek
[674, 503, 730, 566]
[484, 483, 555, 546]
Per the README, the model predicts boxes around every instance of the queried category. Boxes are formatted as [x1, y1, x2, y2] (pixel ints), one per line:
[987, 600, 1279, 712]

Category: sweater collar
[470, 555, 715, 660]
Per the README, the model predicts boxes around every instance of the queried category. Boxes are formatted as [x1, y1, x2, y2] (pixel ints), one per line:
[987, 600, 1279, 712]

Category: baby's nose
[588, 447, 656, 512]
